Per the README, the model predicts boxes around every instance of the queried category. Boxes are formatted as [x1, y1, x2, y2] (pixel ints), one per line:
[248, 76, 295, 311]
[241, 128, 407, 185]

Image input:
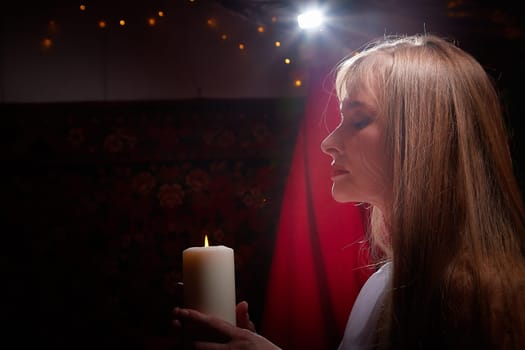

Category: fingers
[236, 301, 256, 332]
[175, 282, 184, 305]
[176, 281, 184, 292]
[174, 307, 237, 339]
[173, 308, 280, 350]
[236, 301, 249, 327]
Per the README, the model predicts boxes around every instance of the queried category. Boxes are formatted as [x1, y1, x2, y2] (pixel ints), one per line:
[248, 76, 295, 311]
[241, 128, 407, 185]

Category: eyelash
[352, 118, 371, 130]
[341, 115, 371, 130]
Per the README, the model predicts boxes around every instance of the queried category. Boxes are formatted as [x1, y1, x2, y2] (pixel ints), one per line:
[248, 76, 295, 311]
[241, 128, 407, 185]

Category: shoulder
[339, 262, 392, 349]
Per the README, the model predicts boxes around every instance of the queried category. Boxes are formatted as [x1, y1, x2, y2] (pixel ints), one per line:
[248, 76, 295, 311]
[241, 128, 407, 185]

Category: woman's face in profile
[320, 88, 391, 209]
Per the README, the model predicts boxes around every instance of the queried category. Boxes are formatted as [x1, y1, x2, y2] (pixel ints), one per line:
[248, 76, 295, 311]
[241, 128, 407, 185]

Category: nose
[320, 131, 341, 156]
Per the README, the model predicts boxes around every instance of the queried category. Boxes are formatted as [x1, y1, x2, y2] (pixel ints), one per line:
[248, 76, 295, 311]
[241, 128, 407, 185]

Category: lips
[331, 168, 350, 178]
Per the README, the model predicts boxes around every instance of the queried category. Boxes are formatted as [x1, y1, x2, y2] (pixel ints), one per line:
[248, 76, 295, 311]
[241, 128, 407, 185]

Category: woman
[173, 34, 525, 349]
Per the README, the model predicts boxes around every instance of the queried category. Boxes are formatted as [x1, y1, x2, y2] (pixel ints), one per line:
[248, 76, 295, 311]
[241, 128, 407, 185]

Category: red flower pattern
[3, 99, 303, 349]
[158, 183, 184, 209]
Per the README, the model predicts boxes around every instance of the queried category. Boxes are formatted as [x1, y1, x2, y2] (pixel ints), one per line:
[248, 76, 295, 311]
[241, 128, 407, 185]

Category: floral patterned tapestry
[3, 98, 304, 349]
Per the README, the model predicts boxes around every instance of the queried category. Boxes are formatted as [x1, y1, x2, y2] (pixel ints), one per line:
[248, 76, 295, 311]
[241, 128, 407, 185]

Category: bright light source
[297, 10, 324, 29]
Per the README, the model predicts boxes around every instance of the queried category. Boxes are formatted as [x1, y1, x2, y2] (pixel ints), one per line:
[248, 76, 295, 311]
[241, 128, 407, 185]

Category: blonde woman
[173, 34, 525, 349]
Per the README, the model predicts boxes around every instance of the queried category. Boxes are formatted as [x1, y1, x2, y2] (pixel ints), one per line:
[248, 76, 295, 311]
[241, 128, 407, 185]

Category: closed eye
[340, 99, 376, 131]
[338, 114, 373, 132]
[352, 117, 372, 130]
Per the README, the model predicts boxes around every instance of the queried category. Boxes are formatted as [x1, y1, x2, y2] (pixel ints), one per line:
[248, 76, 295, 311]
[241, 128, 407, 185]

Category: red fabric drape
[261, 67, 372, 349]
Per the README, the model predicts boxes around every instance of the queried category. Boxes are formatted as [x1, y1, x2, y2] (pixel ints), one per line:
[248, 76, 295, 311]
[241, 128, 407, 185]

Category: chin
[331, 190, 353, 203]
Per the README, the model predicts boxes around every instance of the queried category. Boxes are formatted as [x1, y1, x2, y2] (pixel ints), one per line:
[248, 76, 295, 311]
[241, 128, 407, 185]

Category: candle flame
[204, 234, 209, 247]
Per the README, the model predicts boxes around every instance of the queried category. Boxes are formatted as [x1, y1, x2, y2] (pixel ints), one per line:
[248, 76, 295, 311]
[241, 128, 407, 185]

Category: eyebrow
[340, 100, 375, 113]
[348, 100, 365, 107]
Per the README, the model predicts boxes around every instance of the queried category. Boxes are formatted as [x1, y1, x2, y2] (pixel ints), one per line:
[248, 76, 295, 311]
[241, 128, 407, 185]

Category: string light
[294, 79, 302, 87]
[48, 20, 58, 34]
[42, 38, 53, 49]
[207, 18, 217, 27]
[37, 0, 300, 66]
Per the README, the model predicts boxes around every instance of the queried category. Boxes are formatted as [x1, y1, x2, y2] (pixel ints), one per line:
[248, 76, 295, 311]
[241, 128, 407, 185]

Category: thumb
[236, 301, 256, 332]
[175, 282, 184, 306]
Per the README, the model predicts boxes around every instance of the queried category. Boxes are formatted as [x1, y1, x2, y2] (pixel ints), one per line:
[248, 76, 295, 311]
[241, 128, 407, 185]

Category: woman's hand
[173, 304, 281, 350]
[235, 301, 256, 333]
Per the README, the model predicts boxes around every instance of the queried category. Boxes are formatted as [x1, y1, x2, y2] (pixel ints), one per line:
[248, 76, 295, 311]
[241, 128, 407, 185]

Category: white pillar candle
[182, 235, 237, 325]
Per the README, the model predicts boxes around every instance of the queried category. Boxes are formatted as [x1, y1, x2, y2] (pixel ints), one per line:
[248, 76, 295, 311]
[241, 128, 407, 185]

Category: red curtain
[260, 66, 372, 349]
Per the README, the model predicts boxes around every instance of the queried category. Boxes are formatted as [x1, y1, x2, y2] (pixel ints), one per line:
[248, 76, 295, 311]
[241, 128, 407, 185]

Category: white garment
[338, 262, 392, 350]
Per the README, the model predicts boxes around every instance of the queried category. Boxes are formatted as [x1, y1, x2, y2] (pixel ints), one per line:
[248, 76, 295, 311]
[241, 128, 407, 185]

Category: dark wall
[3, 98, 304, 349]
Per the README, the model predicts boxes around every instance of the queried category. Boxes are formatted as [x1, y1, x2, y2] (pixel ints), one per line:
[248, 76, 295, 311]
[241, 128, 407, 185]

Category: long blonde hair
[336, 34, 525, 348]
